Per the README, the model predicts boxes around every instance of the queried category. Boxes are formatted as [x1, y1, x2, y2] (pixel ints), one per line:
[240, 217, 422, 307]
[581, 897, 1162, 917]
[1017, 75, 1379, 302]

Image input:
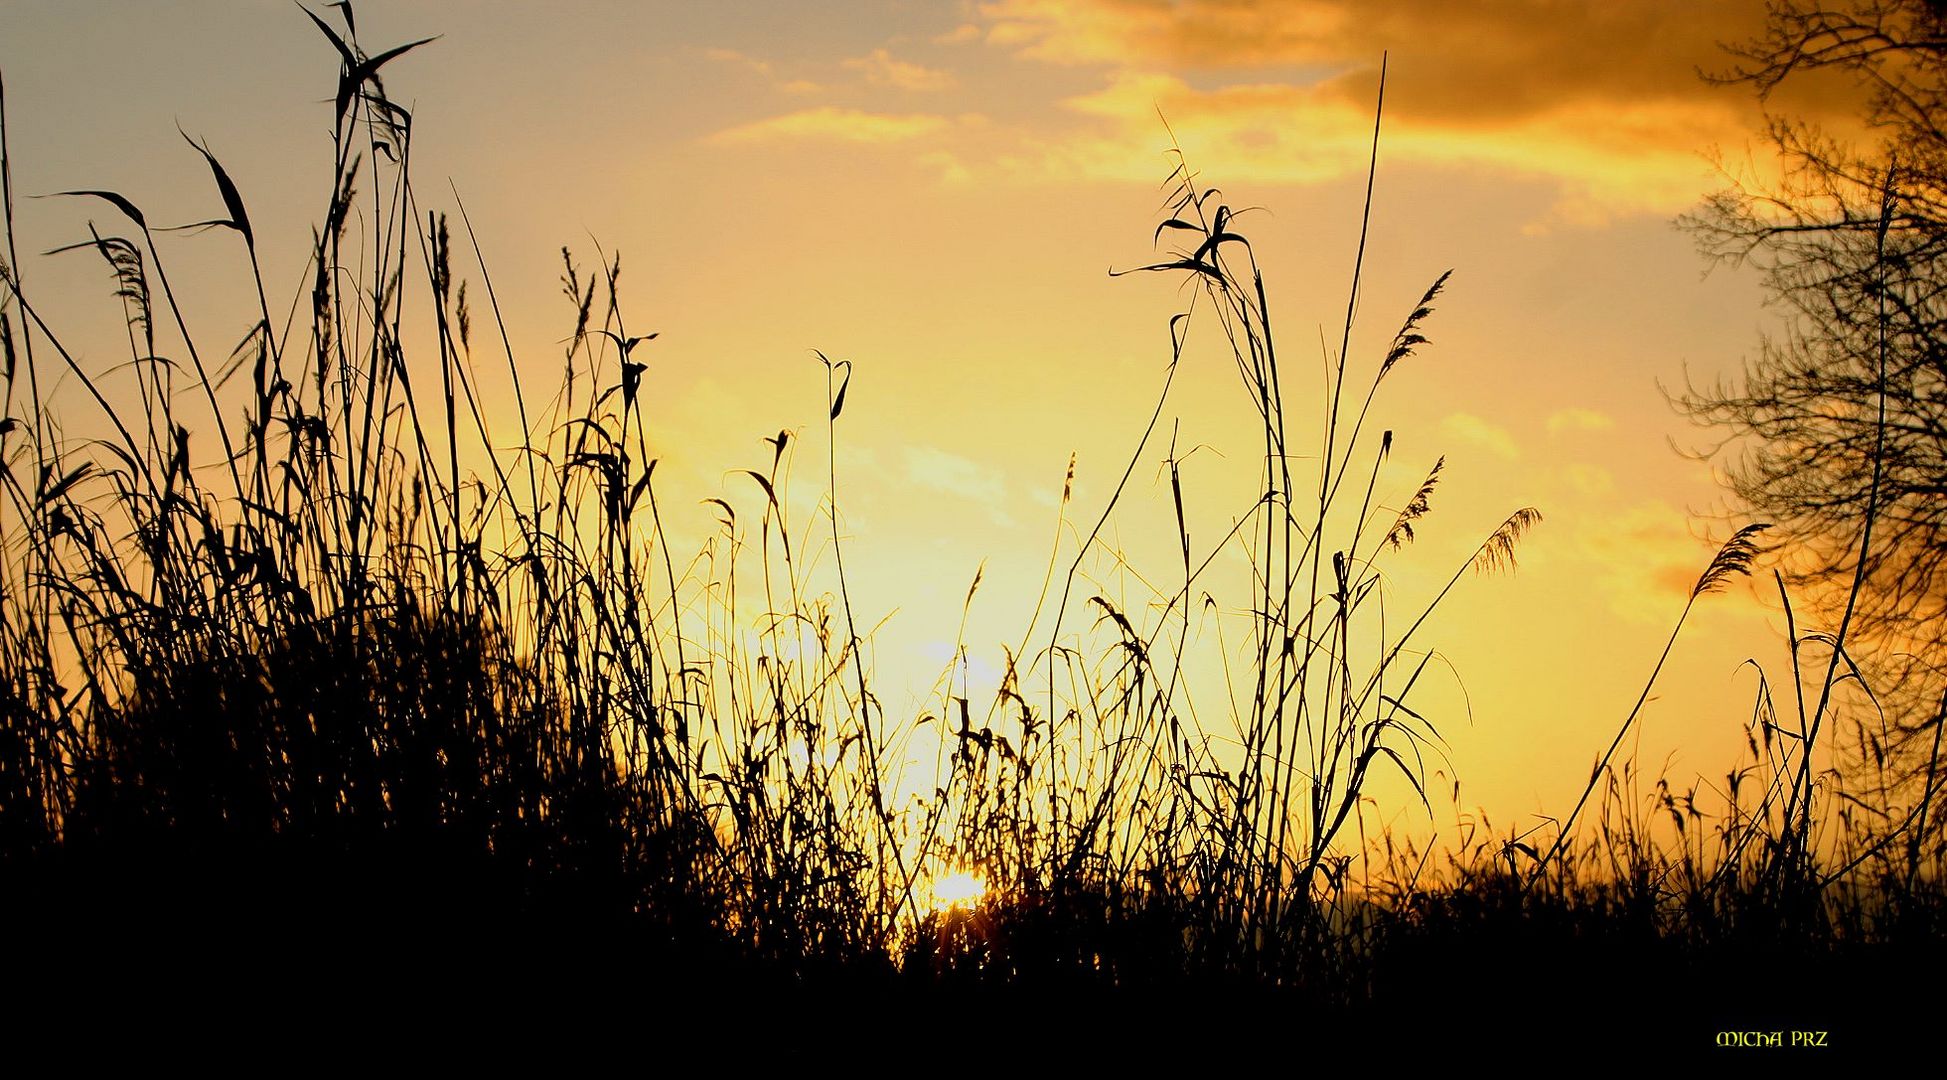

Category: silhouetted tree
[1680, 0, 1947, 748]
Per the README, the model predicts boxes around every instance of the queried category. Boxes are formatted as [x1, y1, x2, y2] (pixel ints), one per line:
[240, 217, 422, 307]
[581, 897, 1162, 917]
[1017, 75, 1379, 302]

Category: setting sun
[931, 871, 986, 909]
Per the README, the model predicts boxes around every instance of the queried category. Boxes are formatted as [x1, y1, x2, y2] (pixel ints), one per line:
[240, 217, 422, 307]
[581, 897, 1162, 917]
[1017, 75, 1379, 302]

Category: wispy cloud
[917, 150, 975, 184]
[703, 46, 773, 76]
[844, 48, 957, 91]
[710, 107, 955, 145]
[1547, 407, 1617, 435]
[1569, 499, 1732, 622]
[1441, 412, 1519, 460]
[905, 445, 1020, 527]
[704, 46, 823, 96]
[1564, 463, 1616, 497]
[978, 0, 1347, 66]
[906, 445, 1007, 506]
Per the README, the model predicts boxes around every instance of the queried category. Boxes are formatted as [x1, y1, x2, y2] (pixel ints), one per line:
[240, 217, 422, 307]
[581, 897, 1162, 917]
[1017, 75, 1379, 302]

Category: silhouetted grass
[0, 8, 1940, 1047]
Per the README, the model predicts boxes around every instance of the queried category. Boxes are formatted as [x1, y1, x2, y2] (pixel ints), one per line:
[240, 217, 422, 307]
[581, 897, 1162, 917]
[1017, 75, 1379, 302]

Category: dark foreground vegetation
[1, 8, 1940, 1053]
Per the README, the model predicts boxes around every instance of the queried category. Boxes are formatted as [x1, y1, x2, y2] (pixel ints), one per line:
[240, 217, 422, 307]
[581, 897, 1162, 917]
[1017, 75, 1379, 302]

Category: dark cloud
[982, 0, 1867, 131]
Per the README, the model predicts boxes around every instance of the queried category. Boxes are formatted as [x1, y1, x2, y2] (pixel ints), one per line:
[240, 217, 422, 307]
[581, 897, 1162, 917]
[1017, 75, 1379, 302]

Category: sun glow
[931, 870, 986, 909]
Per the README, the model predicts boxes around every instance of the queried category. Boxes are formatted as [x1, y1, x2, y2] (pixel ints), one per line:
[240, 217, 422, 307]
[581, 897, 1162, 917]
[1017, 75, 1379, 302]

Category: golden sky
[3, 0, 1866, 840]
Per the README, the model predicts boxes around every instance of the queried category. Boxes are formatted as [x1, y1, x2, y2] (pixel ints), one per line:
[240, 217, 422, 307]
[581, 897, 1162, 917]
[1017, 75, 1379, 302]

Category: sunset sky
[2, 1, 1875, 840]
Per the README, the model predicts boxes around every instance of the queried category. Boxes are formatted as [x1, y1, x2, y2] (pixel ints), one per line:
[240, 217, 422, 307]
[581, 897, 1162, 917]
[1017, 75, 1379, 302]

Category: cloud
[1045, 71, 1371, 182]
[978, 0, 1350, 67]
[999, 67, 1736, 219]
[1440, 412, 1519, 460]
[975, 0, 1768, 98]
[844, 48, 957, 91]
[700, 3, 1867, 219]
[704, 46, 823, 96]
[703, 46, 772, 77]
[906, 445, 1008, 506]
[1563, 463, 1615, 497]
[1568, 499, 1720, 622]
[917, 150, 975, 185]
[1547, 407, 1616, 435]
[965, 0, 1868, 220]
[710, 107, 954, 145]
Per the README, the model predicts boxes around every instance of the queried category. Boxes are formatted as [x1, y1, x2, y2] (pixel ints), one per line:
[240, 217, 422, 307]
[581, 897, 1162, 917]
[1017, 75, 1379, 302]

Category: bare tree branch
[1681, 0, 1947, 770]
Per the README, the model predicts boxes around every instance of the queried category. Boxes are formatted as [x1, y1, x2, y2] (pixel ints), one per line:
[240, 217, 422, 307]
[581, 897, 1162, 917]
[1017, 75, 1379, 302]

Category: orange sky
[2, 0, 1876, 846]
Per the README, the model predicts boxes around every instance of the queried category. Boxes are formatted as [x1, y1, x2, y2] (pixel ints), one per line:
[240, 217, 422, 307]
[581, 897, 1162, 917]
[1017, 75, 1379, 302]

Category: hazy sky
[2, 1, 1867, 838]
